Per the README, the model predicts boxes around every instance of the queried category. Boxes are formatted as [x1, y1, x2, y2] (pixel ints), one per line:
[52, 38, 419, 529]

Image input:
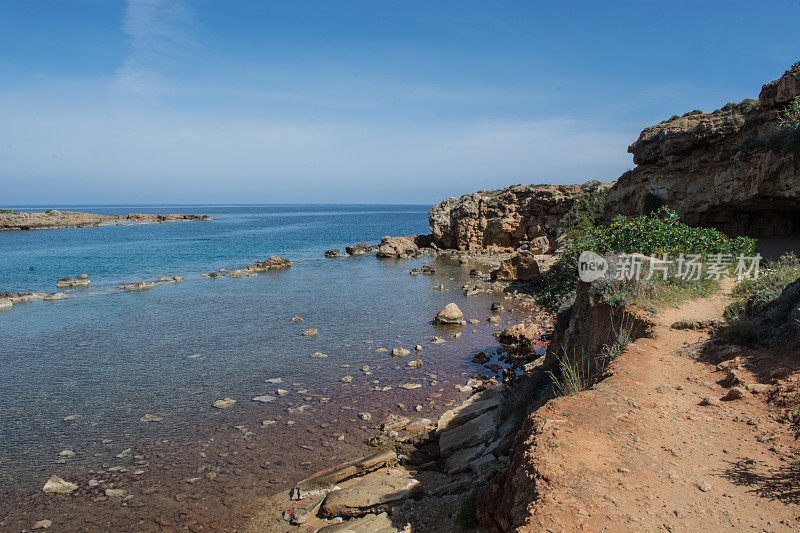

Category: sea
[0, 205, 522, 497]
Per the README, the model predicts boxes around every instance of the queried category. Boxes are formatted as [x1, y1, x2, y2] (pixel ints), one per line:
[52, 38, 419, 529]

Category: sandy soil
[495, 284, 800, 531]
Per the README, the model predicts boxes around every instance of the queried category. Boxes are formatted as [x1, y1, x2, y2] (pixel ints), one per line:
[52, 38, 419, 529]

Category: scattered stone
[276, 389, 289, 396]
[58, 449, 76, 458]
[488, 316, 501, 324]
[292, 316, 304, 322]
[63, 414, 80, 421]
[400, 383, 422, 390]
[252, 395, 277, 403]
[414, 344, 423, 352]
[746, 383, 770, 394]
[431, 336, 445, 344]
[311, 352, 328, 358]
[105, 488, 125, 497]
[722, 387, 745, 401]
[266, 377, 283, 384]
[262, 420, 276, 426]
[33, 519, 52, 529]
[213, 398, 236, 409]
[341, 376, 353, 383]
[433, 303, 466, 326]
[392, 348, 411, 357]
[325, 249, 345, 258]
[491, 303, 503, 312]
[359, 412, 372, 421]
[696, 480, 711, 492]
[302, 328, 318, 336]
[376, 348, 388, 353]
[42, 475, 77, 494]
[408, 359, 422, 369]
[361, 365, 370, 373]
[468, 318, 480, 325]
[139, 413, 163, 422]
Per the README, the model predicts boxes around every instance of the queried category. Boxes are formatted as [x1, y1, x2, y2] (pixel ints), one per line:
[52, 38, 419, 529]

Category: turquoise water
[0, 205, 512, 489]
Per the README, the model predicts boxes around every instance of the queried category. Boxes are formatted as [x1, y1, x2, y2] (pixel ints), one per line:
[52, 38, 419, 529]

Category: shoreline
[0, 209, 212, 232]
[0, 245, 550, 532]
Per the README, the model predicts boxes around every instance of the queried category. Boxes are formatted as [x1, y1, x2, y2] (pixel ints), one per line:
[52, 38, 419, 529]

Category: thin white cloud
[110, 0, 197, 101]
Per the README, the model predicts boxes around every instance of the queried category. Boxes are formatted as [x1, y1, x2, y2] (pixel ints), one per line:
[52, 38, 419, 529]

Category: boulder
[345, 243, 377, 256]
[391, 348, 411, 357]
[490, 251, 540, 282]
[325, 249, 345, 258]
[319, 468, 422, 518]
[433, 303, 466, 326]
[494, 322, 541, 351]
[376, 236, 418, 258]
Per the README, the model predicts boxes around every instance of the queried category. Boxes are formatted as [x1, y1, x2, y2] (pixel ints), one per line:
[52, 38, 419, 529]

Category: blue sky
[1, 1, 798, 205]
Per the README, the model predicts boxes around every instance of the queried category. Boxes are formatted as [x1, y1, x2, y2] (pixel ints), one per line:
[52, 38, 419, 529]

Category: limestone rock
[428, 184, 587, 250]
[56, 275, 90, 288]
[490, 251, 541, 281]
[605, 63, 800, 237]
[345, 243, 377, 255]
[316, 512, 399, 532]
[325, 249, 345, 258]
[42, 475, 78, 494]
[392, 348, 411, 357]
[375, 236, 419, 258]
[433, 303, 466, 326]
[319, 468, 422, 518]
[439, 408, 499, 457]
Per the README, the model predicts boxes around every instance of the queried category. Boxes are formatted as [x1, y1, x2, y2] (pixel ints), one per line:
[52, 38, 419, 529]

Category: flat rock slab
[320, 468, 421, 518]
[317, 512, 401, 532]
[291, 450, 396, 500]
[439, 408, 499, 457]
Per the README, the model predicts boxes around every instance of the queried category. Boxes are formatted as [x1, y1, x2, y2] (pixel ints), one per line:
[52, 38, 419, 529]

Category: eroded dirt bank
[479, 286, 800, 531]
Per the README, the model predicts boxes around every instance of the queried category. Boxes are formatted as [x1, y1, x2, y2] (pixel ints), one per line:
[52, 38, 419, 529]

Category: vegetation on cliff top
[538, 207, 757, 309]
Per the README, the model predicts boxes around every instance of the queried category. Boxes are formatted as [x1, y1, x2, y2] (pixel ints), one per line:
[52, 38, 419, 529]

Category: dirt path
[509, 287, 800, 531]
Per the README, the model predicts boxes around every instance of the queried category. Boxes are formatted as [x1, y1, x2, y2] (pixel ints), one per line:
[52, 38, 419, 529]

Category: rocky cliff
[605, 63, 800, 236]
[428, 184, 587, 251]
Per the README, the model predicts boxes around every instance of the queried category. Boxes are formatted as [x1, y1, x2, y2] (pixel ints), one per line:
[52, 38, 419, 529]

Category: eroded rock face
[605, 64, 800, 237]
[428, 184, 586, 250]
[490, 251, 541, 281]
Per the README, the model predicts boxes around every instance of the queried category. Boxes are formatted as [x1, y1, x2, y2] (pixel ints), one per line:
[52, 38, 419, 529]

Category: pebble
[696, 481, 711, 492]
[59, 449, 76, 458]
[276, 389, 289, 396]
[359, 412, 372, 421]
[302, 328, 318, 336]
[311, 352, 327, 358]
[262, 420, 276, 426]
[33, 519, 52, 529]
[266, 378, 283, 384]
[400, 383, 421, 390]
[341, 376, 353, 383]
[63, 414, 80, 421]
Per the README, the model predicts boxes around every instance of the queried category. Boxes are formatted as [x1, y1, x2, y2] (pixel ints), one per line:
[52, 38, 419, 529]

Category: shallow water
[0, 205, 514, 494]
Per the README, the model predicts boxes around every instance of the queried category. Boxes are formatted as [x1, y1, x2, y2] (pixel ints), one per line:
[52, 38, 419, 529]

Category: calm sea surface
[0, 205, 515, 490]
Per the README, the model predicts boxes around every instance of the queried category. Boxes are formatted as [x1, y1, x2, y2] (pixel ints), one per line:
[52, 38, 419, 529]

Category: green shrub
[538, 208, 756, 308]
[559, 180, 608, 239]
[721, 253, 800, 344]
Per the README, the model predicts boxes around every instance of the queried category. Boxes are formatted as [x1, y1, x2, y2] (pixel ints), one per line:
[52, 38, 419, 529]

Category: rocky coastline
[0, 209, 212, 231]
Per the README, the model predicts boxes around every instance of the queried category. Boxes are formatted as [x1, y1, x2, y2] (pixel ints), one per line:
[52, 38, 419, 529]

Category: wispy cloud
[110, 0, 197, 101]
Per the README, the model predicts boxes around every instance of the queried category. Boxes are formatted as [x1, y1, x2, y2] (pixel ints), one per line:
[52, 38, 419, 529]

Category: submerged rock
[213, 398, 236, 409]
[42, 475, 78, 494]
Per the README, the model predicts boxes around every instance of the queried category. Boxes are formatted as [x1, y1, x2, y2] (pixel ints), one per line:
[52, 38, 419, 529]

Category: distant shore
[0, 209, 212, 231]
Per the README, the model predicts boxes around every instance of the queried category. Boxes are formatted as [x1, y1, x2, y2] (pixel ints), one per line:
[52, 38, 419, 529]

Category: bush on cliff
[721, 253, 800, 345]
[538, 207, 757, 308]
[558, 180, 608, 239]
